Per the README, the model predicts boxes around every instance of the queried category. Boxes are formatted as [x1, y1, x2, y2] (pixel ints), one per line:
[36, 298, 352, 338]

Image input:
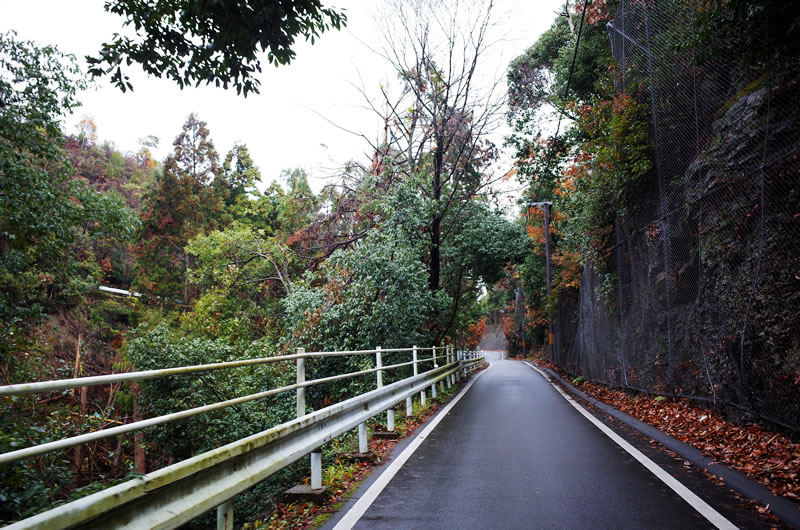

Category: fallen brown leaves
[252, 394, 452, 529]
[533, 359, 800, 504]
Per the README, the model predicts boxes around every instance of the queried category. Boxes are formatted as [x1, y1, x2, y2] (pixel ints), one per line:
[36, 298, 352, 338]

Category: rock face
[479, 324, 508, 352]
[556, 0, 800, 431]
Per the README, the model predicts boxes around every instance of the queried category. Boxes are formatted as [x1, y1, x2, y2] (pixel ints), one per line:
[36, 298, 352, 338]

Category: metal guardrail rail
[1, 345, 485, 529]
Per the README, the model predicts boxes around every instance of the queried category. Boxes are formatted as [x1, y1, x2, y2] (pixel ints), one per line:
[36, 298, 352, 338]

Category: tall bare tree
[365, 0, 507, 294]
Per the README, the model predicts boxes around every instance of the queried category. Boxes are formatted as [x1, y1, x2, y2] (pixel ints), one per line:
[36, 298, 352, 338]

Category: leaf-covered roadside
[531, 359, 800, 505]
[245, 381, 470, 529]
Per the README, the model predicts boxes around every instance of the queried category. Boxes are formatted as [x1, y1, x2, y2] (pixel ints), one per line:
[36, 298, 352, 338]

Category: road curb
[532, 362, 800, 529]
[322, 363, 491, 529]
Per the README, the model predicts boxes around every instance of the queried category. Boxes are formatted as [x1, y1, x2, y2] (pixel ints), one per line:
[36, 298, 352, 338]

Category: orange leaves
[525, 206, 562, 249]
[502, 317, 515, 340]
[526, 224, 546, 252]
[157, 213, 174, 230]
[557, 150, 592, 198]
[465, 318, 488, 349]
[540, 359, 800, 504]
[527, 306, 548, 327]
[553, 248, 582, 289]
[285, 229, 303, 246]
[575, 0, 612, 26]
[612, 92, 634, 113]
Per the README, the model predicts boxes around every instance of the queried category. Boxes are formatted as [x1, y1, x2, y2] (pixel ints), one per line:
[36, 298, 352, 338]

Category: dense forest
[0, 1, 524, 523]
[2, 0, 798, 526]
[504, 0, 799, 432]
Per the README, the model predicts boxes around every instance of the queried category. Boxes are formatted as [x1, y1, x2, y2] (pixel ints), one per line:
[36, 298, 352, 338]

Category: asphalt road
[342, 354, 727, 529]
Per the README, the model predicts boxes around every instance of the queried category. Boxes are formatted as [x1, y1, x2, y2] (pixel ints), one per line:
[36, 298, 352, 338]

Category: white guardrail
[0, 345, 485, 529]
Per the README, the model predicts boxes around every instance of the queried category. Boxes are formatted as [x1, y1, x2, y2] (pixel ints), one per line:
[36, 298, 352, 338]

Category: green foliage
[87, 0, 347, 95]
[438, 202, 528, 344]
[556, 82, 651, 263]
[277, 169, 318, 239]
[135, 114, 230, 301]
[282, 226, 439, 406]
[283, 228, 436, 353]
[220, 143, 261, 209]
[507, 16, 572, 115]
[233, 181, 286, 233]
[184, 223, 294, 342]
[444, 203, 528, 287]
[505, 5, 649, 343]
[505, 12, 614, 186]
[695, 0, 800, 67]
[0, 32, 139, 329]
[126, 326, 293, 460]
[0, 413, 72, 524]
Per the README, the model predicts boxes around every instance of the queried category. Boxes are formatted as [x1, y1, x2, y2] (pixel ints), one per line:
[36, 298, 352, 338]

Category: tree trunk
[72, 334, 84, 482]
[133, 387, 146, 474]
[183, 253, 190, 303]
[429, 135, 444, 293]
[429, 219, 441, 292]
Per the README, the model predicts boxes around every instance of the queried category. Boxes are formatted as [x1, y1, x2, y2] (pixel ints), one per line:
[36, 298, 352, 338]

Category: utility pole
[515, 286, 526, 355]
[528, 201, 554, 361]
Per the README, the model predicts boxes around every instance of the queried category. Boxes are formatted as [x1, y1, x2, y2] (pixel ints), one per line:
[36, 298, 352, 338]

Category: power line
[534, 0, 590, 199]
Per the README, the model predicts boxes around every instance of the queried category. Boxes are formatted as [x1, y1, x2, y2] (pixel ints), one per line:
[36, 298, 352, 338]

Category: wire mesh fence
[554, 0, 800, 432]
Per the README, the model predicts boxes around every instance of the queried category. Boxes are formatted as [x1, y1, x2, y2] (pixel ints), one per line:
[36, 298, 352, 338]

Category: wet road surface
[342, 354, 727, 529]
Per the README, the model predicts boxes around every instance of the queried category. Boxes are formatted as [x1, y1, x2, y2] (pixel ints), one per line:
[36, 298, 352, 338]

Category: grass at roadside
[525, 356, 799, 508]
[243, 376, 473, 529]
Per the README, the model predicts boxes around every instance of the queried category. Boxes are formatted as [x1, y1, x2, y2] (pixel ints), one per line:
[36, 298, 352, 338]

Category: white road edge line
[524, 361, 737, 530]
[333, 363, 492, 530]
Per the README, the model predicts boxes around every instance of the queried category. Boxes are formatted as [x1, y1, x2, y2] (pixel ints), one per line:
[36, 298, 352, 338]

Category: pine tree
[135, 114, 230, 302]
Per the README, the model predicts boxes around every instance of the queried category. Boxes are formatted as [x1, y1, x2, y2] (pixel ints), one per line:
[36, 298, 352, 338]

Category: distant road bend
[328, 353, 749, 529]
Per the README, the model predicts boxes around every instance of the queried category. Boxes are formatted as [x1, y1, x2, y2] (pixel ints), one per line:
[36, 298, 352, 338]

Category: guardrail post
[296, 348, 305, 418]
[297, 347, 322, 489]
[376, 346, 383, 389]
[405, 345, 416, 417]
[456, 349, 462, 383]
[452, 346, 457, 386]
[431, 347, 438, 399]
[419, 347, 430, 407]
[387, 404, 395, 431]
[355, 345, 378, 452]
[217, 500, 233, 530]
[358, 422, 368, 454]
[311, 451, 322, 489]
[446, 346, 452, 388]
[438, 346, 445, 393]
[377, 346, 394, 431]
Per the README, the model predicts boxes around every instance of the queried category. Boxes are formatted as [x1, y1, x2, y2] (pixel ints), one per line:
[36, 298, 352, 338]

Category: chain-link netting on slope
[553, 0, 800, 431]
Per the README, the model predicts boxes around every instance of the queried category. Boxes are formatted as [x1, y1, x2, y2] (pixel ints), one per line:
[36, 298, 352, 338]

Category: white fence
[0, 346, 485, 529]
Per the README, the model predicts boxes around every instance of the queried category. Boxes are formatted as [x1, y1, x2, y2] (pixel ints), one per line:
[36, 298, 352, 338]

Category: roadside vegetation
[3, 0, 798, 526]
[0, 0, 516, 525]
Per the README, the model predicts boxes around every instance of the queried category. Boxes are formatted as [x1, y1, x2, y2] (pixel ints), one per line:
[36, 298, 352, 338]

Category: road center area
[329, 354, 766, 529]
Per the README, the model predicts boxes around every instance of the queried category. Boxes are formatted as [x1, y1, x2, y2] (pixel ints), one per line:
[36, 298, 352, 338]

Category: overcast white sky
[2, 0, 562, 198]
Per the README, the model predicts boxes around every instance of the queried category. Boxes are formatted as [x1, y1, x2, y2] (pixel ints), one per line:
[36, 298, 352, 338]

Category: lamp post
[528, 201, 554, 361]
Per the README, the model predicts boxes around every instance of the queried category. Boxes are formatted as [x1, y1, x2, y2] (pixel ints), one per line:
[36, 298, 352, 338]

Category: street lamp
[527, 201, 554, 361]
